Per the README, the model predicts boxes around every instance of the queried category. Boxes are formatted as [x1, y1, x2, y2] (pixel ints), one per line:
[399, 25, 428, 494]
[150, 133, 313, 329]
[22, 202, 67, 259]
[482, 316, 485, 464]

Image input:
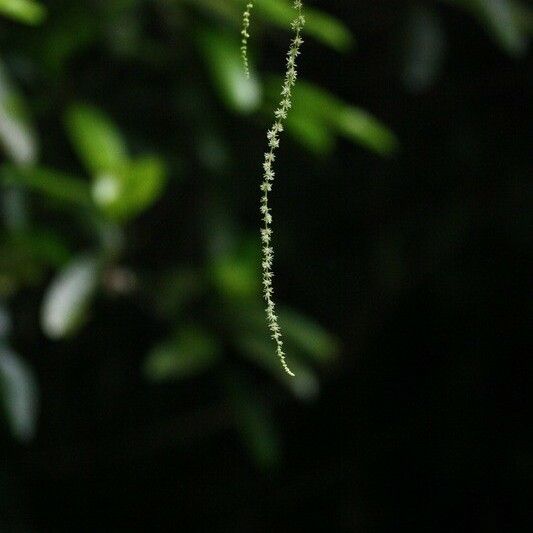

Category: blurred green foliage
[0, 0, 348, 465]
[0, 0, 531, 474]
[0, 0, 46, 26]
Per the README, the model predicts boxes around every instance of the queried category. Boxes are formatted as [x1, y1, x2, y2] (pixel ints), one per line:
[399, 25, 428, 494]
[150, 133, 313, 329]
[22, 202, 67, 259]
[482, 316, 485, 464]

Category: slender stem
[260, 1, 305, 377]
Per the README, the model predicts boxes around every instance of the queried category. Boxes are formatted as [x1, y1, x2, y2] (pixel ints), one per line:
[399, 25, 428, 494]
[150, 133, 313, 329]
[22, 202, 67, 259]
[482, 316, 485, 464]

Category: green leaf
[278, 307, 339, 365]
[1, 228, 70, 268]
[481, 0, 528, 54]
[65, 103, 128, 175]
[40, 254, 102, 339]
[225, 301, 335, 381]
[0, 346, 39, 442]
[291, 81, 399, 155]
[197, 29, 262, 114]
[334, 107, 399, 156]
[249, 0, 355, 52]
[237, 334, 320, 401]
[402, 5, 446, 93]
[144, 325, 220, 381]
[295, 82, 398, 156]
[225, 371, 282, 469]
[0, 62, 38, 165]
[91, 155, 167, 221]
[41, 8, 99, 73]
[0, 0, 46, 25]
[0, 229, 72, 295]
[510, 1, 533, 35]
[0, 164, 91, 206]
[447, 0, 529, 55]
[0, 304, 11, 339]
[0, 240, 43, 296]
[153, 268, 204, 318]
[284, 111, 336, 154]
[304, 7, 355, 52]
[266, 78, 399, 156]
[210, 239, 260, 301]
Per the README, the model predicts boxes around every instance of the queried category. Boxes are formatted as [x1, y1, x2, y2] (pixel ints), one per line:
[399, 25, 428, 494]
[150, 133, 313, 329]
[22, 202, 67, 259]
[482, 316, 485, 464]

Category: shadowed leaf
[198, 29, 262, 114]
[144, 325, 220, 381]
[0, 62, 38, 164]
[41, 254, 102, 339]
[0, 346, 39, 442]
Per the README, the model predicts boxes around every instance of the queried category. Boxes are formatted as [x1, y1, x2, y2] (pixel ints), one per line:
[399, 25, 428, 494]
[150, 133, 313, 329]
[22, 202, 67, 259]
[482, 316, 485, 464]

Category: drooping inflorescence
[260, 1, 305, 377]
[240, 2, 254, 79]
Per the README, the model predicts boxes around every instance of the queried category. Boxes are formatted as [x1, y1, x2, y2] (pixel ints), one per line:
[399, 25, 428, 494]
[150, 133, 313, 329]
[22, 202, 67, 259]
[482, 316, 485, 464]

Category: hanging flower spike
[260, 1, 305, 377]
[241, 2, 254, 79]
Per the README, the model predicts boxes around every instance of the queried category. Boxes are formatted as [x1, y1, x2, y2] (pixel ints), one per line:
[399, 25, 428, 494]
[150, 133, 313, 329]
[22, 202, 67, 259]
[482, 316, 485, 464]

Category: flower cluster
[240, 2, 254, 79]
[260, 1, 305, 377]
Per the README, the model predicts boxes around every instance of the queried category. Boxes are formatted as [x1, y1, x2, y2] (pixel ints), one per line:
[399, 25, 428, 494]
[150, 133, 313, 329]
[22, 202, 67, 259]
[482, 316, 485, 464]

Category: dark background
[0, 0, 531, 531]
